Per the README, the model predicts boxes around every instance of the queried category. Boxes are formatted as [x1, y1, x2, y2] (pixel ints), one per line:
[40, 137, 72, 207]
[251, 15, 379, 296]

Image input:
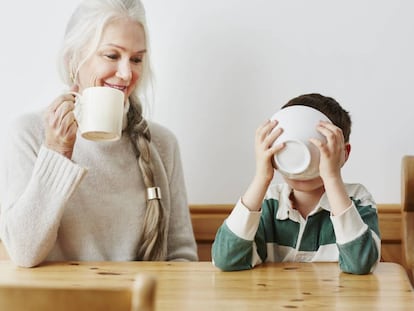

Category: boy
[212, 93, 380, 274]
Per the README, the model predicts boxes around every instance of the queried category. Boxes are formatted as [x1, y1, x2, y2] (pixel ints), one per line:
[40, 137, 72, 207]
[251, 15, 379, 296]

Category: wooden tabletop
[0, 260, 413, 310]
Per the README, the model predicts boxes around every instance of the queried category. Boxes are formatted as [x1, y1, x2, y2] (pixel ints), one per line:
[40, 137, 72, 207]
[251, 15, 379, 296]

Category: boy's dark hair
[282, 93, 352, 142]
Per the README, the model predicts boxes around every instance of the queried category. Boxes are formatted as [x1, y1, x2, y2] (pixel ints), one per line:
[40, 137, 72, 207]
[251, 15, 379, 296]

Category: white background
[1, 0, 413, 204]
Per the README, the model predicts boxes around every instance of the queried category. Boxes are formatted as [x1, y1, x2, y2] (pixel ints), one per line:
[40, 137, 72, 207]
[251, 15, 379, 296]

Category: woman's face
[77, 18, 146, 99]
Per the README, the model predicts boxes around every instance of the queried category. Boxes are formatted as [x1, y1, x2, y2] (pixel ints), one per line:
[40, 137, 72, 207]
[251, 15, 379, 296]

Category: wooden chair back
[0, 272, 156, 311]
[401, 155, 414, 286]
[131, 274, 157, 311]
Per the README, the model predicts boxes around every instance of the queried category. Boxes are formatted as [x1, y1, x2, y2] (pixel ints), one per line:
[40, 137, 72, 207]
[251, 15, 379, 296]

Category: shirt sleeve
[330, 201, 368, 244]
[212, 199, 262, 271]
[225, 199, 262, 240]
[0, 118, 86, 267]
[331, 195, 381, 274]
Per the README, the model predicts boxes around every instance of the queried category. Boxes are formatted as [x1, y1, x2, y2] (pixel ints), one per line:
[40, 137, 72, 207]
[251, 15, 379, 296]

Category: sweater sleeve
[330, 188, 381, 274]
[0, 115, 86, 267]
[212, 199, 262, 271]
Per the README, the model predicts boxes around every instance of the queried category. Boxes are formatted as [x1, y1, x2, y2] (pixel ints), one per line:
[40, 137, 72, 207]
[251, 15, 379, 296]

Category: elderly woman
[0, 0, 198, 267]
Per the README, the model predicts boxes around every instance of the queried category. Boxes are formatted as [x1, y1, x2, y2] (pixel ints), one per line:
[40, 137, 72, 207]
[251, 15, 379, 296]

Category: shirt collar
[274, 183, 331, 221]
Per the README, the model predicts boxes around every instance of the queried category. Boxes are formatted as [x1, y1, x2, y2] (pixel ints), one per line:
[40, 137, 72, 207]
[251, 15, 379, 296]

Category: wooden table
[0, 261, 413, 310]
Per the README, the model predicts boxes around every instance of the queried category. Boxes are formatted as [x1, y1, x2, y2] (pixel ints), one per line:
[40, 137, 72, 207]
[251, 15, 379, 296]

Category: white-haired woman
[0, 0, 198, 267]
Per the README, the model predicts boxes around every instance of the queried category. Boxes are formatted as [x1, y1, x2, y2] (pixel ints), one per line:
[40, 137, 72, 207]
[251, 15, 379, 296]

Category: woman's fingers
[43, 90, 79, 158]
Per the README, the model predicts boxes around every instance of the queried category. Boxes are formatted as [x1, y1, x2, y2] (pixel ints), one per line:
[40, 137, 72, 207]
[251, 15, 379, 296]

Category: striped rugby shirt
[212, 183, 381, 274]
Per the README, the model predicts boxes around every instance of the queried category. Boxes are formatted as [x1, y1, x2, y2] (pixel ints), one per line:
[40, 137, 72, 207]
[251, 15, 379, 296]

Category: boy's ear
[344, 143, 351, 162]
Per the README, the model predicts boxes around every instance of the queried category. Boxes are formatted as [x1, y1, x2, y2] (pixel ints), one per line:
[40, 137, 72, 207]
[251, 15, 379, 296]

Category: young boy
[212, 93, 380, 274]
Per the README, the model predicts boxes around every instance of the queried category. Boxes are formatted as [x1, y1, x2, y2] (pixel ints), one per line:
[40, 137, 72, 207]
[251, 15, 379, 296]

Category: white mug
[270, 105, 332, 180]
[71, 86, 125, 142]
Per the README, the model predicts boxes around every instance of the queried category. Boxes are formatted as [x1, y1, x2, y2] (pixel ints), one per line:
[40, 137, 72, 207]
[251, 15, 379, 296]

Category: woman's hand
[44, 85, 79, 159]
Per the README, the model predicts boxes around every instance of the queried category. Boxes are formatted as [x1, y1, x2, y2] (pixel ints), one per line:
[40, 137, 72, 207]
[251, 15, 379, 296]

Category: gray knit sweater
[0, 110, 198, 267]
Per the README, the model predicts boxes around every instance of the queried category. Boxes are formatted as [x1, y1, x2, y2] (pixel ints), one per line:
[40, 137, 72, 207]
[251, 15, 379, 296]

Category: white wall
[1, 0, 413, 204]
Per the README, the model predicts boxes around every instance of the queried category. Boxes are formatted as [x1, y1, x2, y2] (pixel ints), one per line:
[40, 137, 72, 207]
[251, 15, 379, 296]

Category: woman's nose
[116, 61, 132, 81]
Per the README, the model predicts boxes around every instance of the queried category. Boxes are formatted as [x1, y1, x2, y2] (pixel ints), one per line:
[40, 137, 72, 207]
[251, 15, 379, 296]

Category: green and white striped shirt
[212, 183, 380, 274]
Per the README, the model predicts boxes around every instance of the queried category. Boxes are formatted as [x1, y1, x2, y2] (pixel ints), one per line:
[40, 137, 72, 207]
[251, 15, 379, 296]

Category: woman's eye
[131, 57, 142, 64]
[104, 54, 118, 60]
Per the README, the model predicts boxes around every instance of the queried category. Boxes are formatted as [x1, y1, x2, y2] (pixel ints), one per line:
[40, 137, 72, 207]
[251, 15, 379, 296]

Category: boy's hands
[242, 120, 285, 211]
[310, 120, 352, 215]
[254, 120, 285, 183]
[310, 121, 346, 182]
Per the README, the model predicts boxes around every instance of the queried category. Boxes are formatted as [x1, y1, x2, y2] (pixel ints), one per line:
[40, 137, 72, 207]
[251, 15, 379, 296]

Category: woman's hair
[282, 93, 352, 143]
[58, 0, 167, 261]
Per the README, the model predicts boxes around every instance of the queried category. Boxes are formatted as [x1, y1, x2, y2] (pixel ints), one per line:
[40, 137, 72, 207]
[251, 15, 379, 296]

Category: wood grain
[0, 261, 412, 310]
